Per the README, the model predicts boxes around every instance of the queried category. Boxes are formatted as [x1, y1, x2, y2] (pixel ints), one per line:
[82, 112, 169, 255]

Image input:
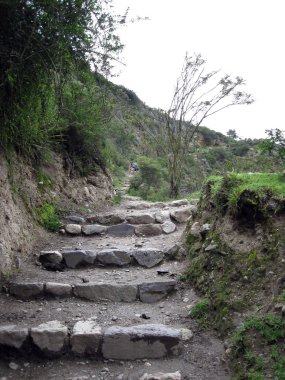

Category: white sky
[111, 0, 285, 139]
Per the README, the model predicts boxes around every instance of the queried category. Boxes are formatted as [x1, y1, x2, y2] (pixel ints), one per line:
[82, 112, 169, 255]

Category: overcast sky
[111, 0, 285, 139]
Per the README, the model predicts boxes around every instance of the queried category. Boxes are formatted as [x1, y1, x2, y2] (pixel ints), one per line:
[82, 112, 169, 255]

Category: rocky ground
[0, 179, 231, 380]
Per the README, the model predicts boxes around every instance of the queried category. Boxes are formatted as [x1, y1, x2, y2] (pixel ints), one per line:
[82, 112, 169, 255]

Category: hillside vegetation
[183, 173, 285, 379]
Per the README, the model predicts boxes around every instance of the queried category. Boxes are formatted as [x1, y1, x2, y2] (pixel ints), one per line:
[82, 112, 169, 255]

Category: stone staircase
[0, 180, 230, 379]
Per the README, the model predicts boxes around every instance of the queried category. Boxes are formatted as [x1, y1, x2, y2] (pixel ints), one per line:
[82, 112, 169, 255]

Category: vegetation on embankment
[184, 172, 285, 379]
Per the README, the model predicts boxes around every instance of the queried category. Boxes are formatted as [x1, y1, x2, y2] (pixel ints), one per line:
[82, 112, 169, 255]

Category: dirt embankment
[0, 151, 114, 281]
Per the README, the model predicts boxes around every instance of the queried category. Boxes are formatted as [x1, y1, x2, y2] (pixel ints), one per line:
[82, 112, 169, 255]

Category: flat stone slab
[126, 214, 155, 225]
[87, 214, 125, 225]
[132, 248, 164, 268]
[71, 320, 102, 356]
[102, 324, 182, 360]
[45, 282, 72, 297]
[73, 283, 138, 302]
[30, 321, 68, 356]
[62, 250, 96, 268]
[64, 224, 82, 235]
[82, 224, 107, 235]
[139, 281, 177, 303]
[96, 249, 131, 266]
[135, 224, 162, 237]
[161, 221, 177, 234]
[9, 282, 44, 299]
[107, 223, 135, 237]
[0, 325, 29, 349]
[39, 250, 63, 265]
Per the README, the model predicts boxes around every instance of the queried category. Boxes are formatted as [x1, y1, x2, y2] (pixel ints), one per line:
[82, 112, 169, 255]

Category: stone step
[39, 247, 166, 269]
[0, 321, 192, 359]
[8, 280, 177, 303]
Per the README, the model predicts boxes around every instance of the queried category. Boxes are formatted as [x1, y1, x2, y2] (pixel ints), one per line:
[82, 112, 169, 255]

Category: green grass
[206, 172, 285, 209]
[35, 202, 61, 232]
[190, 300, 210, 327]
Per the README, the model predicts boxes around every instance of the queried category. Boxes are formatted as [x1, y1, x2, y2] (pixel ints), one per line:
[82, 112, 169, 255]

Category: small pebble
[9, 362, 19, 370]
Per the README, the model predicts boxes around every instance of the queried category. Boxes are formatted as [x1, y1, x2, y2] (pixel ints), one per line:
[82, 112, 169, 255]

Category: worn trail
[0, 177, 230, 379]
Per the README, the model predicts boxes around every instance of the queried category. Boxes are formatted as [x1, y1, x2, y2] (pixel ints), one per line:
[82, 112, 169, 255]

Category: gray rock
[282, 305, 285, 316]
[65, 224, 82, 235]
[9, 283, 44, 299]
[102, 324, 182, 360]
[62, 250, 96, 269]
[82, 224, 107, 235]
[154, 211, 170, 224]
[205, 244, 218, 252]
[87, 214, 125, 225]
[161, 221, 176, 234]
[39, 251, 63, 265]
[135, 224, 162, 237]
[201, 223, 212, 232]
[132, 249, 164, 268]
[170, 208, 192, 223]
[126, 214, 155, 225]
[64, 215, 85, 224]
[0, 325, 29, 349]
[189, 222, 201, 237]
[108, 223, 135, 237]
[73, 283, 137, 302]
[30, 321, 68, 356]
[139, 281, 177, 303]
[71, 320, 102, 356]
[45, 282, 72, 297]
[96, 249, 131, 266]
[180, 328, 193, 341]
[164, 244, 181, 260]
[9, 362, 19, 370]
[140, 372, 182, 380]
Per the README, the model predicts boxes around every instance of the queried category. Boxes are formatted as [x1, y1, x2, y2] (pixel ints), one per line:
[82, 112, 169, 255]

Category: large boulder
[161, 221, 176, 234]
[9, 282, 44, 299]
[154, 211, 170, 224]
[132, 249, 164, 268]
[64, 224, 82, 235]
[81, 224, 107, 236]
[0, 325, 29, 349]
[126, 214, 155, 225]
[62, 250, 96, 269]
[73, 283, 138, 302]
[107, 223, 135, 237]
[138, 281, 177, 303]
[71, 320, 102, 356]
[170, 208, 193, 223]
[102, 324, 182, 360]
[30, 321, 68, 356]
[87, 214, 125, 225]
[135, 224, 162, 237]
[64, 215, 85, 224]
[96, 249, 131, 266]
[38, 250, 63, 265]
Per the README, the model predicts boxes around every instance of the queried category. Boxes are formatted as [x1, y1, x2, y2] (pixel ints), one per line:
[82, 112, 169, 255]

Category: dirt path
[0, 178, 231, 380]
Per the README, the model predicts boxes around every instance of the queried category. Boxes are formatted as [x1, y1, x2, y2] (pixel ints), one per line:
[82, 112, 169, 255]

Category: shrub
[35, 203, 61, 232]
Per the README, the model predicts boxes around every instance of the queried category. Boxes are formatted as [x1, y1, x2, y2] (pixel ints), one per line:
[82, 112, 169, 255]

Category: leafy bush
[36, 203, 61, 232]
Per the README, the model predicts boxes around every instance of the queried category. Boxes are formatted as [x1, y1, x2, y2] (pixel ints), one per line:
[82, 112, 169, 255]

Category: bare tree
[163, 53, 253, 197]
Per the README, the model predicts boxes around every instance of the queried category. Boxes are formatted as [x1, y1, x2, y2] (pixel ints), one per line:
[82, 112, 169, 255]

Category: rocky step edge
[6, 280, 177, 303]
[63, 206, 197, 236]
[38, 247, 180, 270]
[0, 320, 192, 360]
